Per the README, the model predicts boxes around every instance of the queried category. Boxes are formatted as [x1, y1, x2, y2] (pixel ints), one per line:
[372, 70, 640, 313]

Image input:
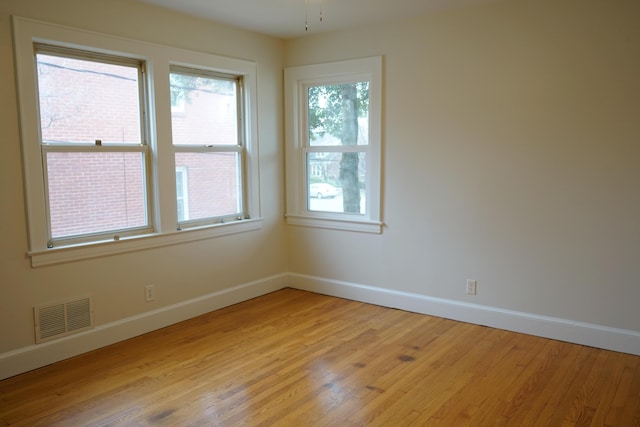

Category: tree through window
[307, 82, 369, 214]
[13, 17, 263, 265]
[285, 56, 383, 233]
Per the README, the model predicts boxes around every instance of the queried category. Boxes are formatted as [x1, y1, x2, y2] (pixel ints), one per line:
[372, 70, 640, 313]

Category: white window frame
[284, 57, 383, 233]
[170, 65, 247, 230]
[13, 17, 262, 267]
[175, 166, 190, 223]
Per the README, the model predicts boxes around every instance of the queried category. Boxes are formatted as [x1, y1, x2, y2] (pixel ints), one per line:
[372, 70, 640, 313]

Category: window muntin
[170, 67, 246, 228]
[35, 46, 151, 245]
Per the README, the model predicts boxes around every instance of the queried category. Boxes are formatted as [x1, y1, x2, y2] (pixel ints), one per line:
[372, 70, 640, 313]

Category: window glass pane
[175, 152, 241, 221]
[46, 152, 147, 239]
[307, 152, 366, 214]
[307, 82, 369, 147]
[175, 167, 189, 222]
[170, 72, 238, 146]
[36, 54, 141, 145]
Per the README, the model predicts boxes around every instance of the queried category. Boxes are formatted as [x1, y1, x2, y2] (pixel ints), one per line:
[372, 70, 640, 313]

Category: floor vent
[34, 296, 94, 344]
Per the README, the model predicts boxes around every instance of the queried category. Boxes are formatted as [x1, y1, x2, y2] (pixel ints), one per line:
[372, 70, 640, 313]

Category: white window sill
[285, 214, 383, 234]
[28, 218, 263, 268]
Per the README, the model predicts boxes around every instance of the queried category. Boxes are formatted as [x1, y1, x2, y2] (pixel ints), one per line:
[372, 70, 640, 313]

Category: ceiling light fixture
[305, 0, 323, 31]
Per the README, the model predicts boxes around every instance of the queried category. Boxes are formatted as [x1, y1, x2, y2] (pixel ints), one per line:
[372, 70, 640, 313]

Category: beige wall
[0, 0, 286, 357]
[285, 0, 640, 331]
[1, 0, 639, 376]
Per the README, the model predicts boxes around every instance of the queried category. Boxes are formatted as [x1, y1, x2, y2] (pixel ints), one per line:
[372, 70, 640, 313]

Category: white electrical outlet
[144, 284, 156, 302]
[466, 280, 477, 295]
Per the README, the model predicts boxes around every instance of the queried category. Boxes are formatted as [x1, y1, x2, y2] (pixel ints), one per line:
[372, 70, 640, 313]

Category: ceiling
[136, 0, 497, 39]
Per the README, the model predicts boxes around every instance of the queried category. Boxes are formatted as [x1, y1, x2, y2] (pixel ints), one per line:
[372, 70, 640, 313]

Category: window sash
[305, 151, 367, 215]
[35, 44, 149, 147]
[300, 84, 372, 219]
[169, 66, 244, 148]
[36, 43, 144, 68]
[34, 46, 152, 246]
[174, 145, 242, 153]
[170, 66, 247, 229]
[174, 149, 246, 229]
[42, 146, 152, 246]
[304, 82, 370, 148]
[304, 145, 369, 153]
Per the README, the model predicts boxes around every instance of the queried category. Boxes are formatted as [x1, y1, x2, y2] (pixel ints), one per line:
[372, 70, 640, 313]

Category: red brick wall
[38, 54, 141, 144]
[175, 152, 239, 221]
[46, 152, 146, 238]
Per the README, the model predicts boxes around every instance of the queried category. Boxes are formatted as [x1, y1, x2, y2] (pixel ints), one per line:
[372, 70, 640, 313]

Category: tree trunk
[339, 84, 360, 213]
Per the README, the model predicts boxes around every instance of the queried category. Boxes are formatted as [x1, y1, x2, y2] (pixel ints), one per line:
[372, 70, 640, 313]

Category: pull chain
[305, 0, 323, 31]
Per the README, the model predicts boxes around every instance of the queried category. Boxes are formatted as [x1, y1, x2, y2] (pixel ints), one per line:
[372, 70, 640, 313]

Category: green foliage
[308, 176, 325, 185]
[169, 73, 235, 106]
[307, 82, 369, 142]
[306, 82, 369, 213]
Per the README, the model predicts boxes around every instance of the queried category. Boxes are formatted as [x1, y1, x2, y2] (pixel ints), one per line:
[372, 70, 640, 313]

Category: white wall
[285, 0, 640, 337]
[0, 0, 287, 378]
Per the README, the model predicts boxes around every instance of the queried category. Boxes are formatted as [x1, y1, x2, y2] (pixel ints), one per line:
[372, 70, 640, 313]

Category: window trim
[12, 16, 262, 267]
[27, 219, 263, 267]
[284, 56, 383, 233]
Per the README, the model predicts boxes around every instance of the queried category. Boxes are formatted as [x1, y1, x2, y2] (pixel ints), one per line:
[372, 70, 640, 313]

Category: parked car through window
[309, 183, 338, 199]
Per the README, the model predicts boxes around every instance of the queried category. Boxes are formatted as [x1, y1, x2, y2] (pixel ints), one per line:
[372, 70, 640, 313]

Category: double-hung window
[13, 17, 261, 266]
[35, 45, 151, 247]
[285, 57, 383, 233]
[170, 67, 245, 229]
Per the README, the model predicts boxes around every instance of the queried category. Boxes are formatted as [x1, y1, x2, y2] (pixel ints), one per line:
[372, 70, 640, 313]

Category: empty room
[1, 0, 639, 425]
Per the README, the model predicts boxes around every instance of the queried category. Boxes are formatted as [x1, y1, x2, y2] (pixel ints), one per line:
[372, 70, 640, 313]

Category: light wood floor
[1, 288, 639, 426]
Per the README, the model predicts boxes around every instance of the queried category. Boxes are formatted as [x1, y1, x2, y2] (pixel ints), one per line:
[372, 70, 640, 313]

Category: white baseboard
[4, 272, 638, 380]
[288, 273, 640, 356]
[0, 274, 288, 380]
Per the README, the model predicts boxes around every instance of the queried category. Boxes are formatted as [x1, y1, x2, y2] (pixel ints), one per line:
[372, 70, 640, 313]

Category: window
[13, 17, 261, 266]
[285, 57, 383, 233]
[170, 67, 245, 229]
[35, 45, 151, 247]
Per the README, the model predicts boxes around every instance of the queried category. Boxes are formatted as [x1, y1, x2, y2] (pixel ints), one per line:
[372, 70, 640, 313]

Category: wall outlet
[144, 284, 156, 302]
[466, 279, 477, 295]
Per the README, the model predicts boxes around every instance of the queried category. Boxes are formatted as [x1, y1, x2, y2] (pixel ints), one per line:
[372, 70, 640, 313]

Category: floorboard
[1, 288, 639, 426]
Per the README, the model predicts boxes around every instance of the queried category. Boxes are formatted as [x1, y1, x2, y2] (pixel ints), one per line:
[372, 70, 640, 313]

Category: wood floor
[1, 288, 639, 426]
